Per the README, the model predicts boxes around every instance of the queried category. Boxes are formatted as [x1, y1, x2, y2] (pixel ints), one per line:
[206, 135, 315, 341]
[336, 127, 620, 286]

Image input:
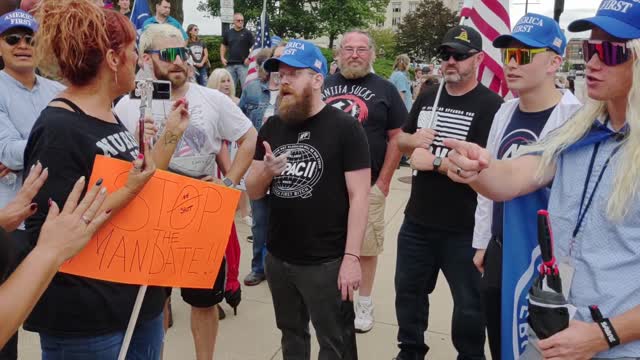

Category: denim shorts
[40, 313, 164, 360]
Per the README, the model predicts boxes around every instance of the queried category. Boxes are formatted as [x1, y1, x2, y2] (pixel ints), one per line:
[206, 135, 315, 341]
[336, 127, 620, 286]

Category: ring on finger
[456, 167, 462, 176]
[81, 215, 91, 225]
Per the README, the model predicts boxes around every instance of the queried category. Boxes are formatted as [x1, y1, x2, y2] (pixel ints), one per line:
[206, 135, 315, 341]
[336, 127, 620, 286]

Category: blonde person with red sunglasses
[445, 0, 640, 358]
[469, 13, 582, 360]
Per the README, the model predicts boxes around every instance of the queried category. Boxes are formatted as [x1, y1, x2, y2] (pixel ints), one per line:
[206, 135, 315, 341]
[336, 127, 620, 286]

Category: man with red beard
[246, 39, 371, 360]
[114, 24, 256, 360]
[323, 29, 407, 333]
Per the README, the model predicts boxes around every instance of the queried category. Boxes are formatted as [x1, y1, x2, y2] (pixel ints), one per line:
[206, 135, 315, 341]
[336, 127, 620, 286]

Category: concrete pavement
[18, 166, 481, 359]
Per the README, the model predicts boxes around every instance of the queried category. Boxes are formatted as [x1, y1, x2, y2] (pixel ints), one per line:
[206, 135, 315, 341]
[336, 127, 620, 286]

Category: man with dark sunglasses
[0, 9, 64, 360]
[472, 13, 582, 360]
[115, 24, 256, 360]
[394, 25, 503, 360]
[220, 12, 254, 89]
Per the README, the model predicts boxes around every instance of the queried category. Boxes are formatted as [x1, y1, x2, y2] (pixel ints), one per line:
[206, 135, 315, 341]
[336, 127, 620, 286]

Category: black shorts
[178, 257, 227, 308]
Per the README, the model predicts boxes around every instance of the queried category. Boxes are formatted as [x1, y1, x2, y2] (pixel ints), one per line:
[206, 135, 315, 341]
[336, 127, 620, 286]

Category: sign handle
[118, 285, 149, 360]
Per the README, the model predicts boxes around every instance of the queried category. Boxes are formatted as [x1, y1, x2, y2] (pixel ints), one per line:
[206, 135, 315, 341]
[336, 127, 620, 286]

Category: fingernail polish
[96, 178, 103, 186]
[79, 176, 85, 182]
[30, 203, 37, 211]
[100, 187, 107, 194]
[48, 198, 52, 207]
[137, 153, 144, 160]
[106, 209, 112, 215]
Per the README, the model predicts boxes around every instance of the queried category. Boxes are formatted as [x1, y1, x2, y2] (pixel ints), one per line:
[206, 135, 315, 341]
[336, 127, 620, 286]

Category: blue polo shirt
[548, 120, 640, 357]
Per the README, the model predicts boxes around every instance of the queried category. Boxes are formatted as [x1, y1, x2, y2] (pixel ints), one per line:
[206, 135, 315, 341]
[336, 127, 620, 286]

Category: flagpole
[260, 0, 267, 47]
[427, 7, 470, 129]
[130, 0, 137, 21]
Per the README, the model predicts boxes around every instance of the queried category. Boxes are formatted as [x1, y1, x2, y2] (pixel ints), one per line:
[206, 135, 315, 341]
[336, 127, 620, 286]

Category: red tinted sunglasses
[582, 40, 631, 66]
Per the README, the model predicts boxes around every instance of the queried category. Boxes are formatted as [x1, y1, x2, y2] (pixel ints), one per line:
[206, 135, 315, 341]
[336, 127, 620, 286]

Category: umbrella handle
[537, 210, 555, 262]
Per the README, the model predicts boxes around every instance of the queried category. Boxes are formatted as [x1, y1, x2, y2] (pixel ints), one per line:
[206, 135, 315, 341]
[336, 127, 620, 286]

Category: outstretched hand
[263, 141, 289, 177]
[0, 162, 48, 232]
[443, 138, 491, 184]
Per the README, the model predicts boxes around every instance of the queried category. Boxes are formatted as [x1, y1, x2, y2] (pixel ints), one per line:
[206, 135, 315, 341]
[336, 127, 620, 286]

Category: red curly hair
[33, 0, 136, 86]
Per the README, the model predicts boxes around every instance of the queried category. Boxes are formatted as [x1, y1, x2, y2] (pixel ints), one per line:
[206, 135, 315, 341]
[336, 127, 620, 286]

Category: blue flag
[502, 189, 549, 359]
[129, 0, 151, 35]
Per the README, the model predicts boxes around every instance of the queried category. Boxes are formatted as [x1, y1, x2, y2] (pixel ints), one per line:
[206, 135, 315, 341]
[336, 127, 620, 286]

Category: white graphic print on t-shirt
[417, 106, 474, 158]
[271, 136, 324, 199]
[95, 130, 139, 159]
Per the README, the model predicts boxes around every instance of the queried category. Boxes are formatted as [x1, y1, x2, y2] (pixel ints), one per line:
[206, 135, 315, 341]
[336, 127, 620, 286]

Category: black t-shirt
[222, 28, 254, 64]
[403, 83, 503, 232]
[188, 39, 207, 65]
[255, 105, 370, 264]
[323, 73, 407, 184]
[491, 105, 554, 237]
[22, 106, 166, 337]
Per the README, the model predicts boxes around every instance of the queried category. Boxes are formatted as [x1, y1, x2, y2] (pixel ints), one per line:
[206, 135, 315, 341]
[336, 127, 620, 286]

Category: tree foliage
[396, 0, 458, 62]
[198, 0, 388, 46]
[369, 27, 397, 60]
[315, 0, 388, 49]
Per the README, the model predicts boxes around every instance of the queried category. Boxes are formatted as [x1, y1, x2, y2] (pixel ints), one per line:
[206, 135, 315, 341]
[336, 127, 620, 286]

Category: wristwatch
[222, 177, 235, 188]
[432, 156, 443, 171]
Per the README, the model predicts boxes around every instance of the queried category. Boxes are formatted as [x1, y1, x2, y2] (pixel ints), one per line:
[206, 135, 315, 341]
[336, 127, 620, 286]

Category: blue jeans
[226, 64, 248, 89]
[40, 313, 164, 360]
[395, 218, 485, 360]
[195, 66, 208, 86]
[250, 196, 269, 274]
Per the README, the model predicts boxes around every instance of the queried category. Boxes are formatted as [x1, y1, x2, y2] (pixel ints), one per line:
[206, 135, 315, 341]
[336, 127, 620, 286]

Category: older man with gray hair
[322, 29, 407, 333]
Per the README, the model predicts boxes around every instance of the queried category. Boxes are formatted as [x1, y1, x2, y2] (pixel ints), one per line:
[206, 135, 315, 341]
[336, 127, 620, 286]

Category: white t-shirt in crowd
[114, 83, 252, 178]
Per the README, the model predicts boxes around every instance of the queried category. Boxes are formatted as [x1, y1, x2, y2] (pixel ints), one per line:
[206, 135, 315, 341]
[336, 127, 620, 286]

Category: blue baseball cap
[263, 39, 328, 76]
[271, 36, 282, 48]
[0, 10, 38, 36]
[493, 13, 567, 55]
[568, 0, 640, 39]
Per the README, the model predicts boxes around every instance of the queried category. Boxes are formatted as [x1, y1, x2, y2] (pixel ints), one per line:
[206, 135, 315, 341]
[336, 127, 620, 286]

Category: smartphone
[130, 80, 172, 100]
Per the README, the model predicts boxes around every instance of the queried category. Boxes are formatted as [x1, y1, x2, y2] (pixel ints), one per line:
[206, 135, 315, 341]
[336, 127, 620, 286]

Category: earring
[114, 70, 119, 85]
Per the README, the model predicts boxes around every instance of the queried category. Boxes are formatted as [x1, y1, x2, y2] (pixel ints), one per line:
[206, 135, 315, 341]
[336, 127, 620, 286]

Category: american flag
[243, 11, 271, 88]
[460, 0, 511, 96]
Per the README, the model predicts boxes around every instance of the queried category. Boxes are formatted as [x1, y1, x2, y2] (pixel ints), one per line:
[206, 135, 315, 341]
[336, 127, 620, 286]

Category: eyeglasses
[278, 69, 316, 81]
[502, 48, 548, 65]
[145, 47, 190, 63]
[234, 19, 244, 23]
[341, 47, 371, 56]
[2, 33, 34, 46]
[582, 40, 631, 66]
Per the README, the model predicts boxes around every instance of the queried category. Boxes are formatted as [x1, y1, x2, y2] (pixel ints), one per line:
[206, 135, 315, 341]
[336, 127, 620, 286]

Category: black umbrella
[527, 210, 570, 339]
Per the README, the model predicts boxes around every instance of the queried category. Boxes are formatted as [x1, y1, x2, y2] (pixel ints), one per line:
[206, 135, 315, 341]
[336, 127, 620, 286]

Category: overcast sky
[183, 0, 600, 39]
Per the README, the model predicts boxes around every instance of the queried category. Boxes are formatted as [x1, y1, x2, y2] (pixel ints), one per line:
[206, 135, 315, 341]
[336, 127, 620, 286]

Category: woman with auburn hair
[22, 0, 188, 358]
[446, 1, 640, 358]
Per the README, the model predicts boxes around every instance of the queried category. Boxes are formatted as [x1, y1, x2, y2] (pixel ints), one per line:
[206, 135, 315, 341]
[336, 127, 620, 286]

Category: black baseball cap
[439, 25, 483, 53]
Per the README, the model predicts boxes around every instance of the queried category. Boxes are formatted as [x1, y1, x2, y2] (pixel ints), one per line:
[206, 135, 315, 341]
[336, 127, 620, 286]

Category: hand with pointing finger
[263, 141, 289, 177]
[443, 138, 491, 184]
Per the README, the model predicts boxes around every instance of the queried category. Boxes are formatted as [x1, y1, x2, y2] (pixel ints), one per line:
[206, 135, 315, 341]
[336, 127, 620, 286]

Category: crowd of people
[0, 0, 640, 359]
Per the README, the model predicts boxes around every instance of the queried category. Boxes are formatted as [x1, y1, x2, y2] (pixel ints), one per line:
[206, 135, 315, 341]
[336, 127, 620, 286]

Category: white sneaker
[354, 301, 374, 333]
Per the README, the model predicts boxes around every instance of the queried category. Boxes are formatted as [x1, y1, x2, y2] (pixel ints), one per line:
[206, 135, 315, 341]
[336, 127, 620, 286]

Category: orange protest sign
[59, 155, 240, 289]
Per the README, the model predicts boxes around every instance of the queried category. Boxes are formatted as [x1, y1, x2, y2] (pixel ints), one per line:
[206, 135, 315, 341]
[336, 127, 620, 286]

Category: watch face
[433, 157, 442, 167]
[223, 178, 233, 187]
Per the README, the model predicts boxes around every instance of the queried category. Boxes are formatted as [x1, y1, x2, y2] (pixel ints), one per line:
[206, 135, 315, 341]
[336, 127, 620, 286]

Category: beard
[278, 83, 313, 125]
[338, 58, 371, 79]
[152, 59, 188, 89]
